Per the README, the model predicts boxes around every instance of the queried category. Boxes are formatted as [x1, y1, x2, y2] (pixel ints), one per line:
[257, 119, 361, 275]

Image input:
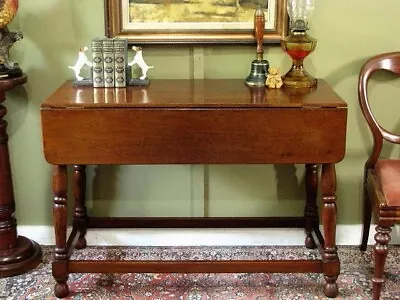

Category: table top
[42, 79, 347, 109]
[41, 79, 348, 164]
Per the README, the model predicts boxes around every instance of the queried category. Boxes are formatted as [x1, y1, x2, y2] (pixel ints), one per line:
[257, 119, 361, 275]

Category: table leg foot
[323, 276, 338, 298]
[305, 235, 317, 249]
[75, 236, 87, 250]
[54, 282, 69, 299]
[0, 236, 42, 278]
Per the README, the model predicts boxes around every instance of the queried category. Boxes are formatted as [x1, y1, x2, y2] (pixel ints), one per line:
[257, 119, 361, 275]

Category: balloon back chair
[358, 51, 400, 300]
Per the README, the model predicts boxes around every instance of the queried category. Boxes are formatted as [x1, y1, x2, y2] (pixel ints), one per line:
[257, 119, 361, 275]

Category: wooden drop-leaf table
[40, 79, 347, 298]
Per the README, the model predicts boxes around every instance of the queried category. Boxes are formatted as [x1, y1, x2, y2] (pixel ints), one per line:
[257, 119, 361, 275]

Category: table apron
[41, 108, 347, 165]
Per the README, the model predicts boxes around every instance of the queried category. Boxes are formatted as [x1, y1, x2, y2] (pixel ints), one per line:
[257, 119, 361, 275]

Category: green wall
[7, 0, 400, 226]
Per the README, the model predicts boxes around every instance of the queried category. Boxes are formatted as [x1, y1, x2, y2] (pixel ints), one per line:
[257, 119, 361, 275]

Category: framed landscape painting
[105, 0, 288, 44]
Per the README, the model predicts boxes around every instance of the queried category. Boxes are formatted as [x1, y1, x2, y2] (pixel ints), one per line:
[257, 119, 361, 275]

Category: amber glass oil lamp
[281, 0, 317, 88]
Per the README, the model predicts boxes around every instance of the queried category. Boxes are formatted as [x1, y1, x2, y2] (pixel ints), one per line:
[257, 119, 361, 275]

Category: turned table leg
[304, 163, 318, 249]
[73, 165, 87, 249]
[321, 163, 340, 298]
[0, 77, 42, 278]
[52, 165, 70, 298]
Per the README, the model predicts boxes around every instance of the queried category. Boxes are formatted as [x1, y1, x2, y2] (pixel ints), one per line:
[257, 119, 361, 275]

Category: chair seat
[375, 159, 400, 207]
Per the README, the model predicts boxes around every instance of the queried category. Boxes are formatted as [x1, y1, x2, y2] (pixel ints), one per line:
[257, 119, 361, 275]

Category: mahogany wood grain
[0, 75, 42, 278]
[321, 163, 340, 297]
[41, 79, 348, 298]
[68, 259, 324, 274]
[87, 216, 307, 228]
[52, 165, 69, 298]
[42, 108, 346, 165]
[42, 80, 346, 108]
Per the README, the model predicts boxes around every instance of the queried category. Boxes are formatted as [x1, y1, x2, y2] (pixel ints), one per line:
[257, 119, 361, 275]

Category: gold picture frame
[105, 0, 288, 44]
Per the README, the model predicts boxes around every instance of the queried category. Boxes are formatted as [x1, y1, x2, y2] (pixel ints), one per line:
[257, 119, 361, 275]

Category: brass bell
[245, 7, 269, 87]
[245, 59, 269, 87]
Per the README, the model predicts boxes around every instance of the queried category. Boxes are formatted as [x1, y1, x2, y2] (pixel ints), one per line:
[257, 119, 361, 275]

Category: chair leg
[360, 183, 372, 251]
[372, 225, 391, 300]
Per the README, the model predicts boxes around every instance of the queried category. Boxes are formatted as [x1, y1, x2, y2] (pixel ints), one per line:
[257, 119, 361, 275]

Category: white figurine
[128, 46, 153, 80]
[69, 46, 92, 81]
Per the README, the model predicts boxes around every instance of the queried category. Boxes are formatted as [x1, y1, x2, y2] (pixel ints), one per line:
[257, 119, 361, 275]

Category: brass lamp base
[282, 67, 317, 88]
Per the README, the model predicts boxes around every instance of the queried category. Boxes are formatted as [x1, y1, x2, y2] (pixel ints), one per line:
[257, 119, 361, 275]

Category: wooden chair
[358, 51, 400, 300]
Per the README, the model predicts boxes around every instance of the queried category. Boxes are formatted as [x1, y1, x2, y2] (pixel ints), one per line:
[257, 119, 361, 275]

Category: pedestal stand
[0, 75, 42, 277]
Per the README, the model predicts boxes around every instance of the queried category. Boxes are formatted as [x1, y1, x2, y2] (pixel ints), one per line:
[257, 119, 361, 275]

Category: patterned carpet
[1, 245, 399, 299]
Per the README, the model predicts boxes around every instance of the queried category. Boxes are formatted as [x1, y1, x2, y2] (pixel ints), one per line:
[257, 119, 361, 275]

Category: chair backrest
[358, 52, 400, 169]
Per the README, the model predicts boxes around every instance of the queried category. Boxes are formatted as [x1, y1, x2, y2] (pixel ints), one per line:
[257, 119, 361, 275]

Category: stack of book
[91, 38, 128, 88]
